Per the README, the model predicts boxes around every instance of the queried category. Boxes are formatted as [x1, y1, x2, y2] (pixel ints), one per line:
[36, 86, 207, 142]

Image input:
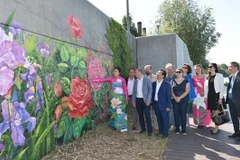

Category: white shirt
[137, 76, 144, 98]
[127, 78, 134, 95]
[154, 80, 163, 101]
[204, 73, 224, 99]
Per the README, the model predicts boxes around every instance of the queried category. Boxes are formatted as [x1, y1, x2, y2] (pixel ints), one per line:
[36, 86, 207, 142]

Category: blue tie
[228, 76, 235, 99]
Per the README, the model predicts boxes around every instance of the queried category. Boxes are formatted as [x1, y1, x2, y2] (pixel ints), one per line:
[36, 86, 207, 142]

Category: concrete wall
[136, 34, 193, 73]
[0, 0, 111, 53]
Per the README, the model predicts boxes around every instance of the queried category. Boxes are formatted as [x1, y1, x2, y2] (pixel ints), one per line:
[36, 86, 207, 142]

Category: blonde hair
[194, 64, 204, 74]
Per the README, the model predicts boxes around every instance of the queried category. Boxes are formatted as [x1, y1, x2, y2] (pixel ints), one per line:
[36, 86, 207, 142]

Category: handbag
[212, 104, 230, 126]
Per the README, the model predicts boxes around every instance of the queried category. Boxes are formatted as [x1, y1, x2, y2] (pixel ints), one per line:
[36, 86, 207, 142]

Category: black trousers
[229, 99, 240, 133]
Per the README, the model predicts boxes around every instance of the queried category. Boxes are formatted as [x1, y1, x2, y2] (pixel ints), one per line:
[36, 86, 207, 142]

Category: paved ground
[163, 117, 240, 160]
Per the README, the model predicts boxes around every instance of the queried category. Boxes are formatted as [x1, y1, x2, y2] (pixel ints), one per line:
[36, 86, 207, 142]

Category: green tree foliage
[106, 18, 132, 78]
[122, 15, 138, 37]
[218, 63, 230, 77]
[156, 0, 221, 65]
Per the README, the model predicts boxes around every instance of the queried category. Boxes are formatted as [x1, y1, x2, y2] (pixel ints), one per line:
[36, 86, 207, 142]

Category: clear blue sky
[88, 0, 240, 65]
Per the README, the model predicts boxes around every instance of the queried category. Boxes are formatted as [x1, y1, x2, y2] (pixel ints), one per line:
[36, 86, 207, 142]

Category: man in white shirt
[144, 65, 158, 134]
[132, 69, 153, 136]
[152, 69, 172, 137]
[227, 61, 240, 138]
[125, 68, 138, 130]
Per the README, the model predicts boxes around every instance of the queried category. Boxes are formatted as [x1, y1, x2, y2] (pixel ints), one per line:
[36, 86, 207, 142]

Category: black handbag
[212, 104, 230, 126]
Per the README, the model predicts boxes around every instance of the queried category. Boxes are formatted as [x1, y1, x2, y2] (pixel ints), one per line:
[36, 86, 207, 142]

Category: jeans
[169, 104, 175, 126]
[173, 100, 188, 133]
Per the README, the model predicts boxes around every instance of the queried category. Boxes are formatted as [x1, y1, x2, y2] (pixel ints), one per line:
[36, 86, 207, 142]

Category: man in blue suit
[152, 69, 172, 137]
[227, 61, 240, 138]
[132, 68, 153, 136]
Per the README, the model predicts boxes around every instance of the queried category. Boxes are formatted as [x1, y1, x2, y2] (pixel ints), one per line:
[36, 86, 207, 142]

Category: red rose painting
[67, 14, 83, 39]
[68, 77, 94, 118]
[87, 58, 106, 91]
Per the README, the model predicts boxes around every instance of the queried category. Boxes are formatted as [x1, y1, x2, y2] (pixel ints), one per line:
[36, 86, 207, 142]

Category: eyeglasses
[175, 71, 182, 74]
[182, 66, 188, 69]
[208, 66, 213, 68]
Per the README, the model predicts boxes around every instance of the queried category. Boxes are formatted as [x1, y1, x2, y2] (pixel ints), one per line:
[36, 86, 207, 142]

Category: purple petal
[0, 66, 14, 96]
[27, 117, 36, 132]
[54, 124, 58, 135]
[0, 122, 10, 139]
[0, 141, 4, 152]
[11, 124, 25, 147]
[35, 100, 41, 114]
[16, 103, 30, 124]
[1, 100, 10, 122]
[24, 87, 35, 103]
[20, 73, 28, 81]
[46, 73, 51, 87]
[11, 89, 18, 102]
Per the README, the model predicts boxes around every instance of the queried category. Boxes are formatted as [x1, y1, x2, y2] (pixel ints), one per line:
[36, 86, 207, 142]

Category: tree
[155, 0, 221, 65]
[122, 15, 138, 37]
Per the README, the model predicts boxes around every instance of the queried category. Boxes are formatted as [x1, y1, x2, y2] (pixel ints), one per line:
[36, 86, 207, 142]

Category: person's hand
[175, 97, 181, 103]
[166, 108, 170, 112]
[218, 98, 222, 105]
[204, 98, 207, 103]
[133, 104, 136, 108]
[146, 102, 150, 107]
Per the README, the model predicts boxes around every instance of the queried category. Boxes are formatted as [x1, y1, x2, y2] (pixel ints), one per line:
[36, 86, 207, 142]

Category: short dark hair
[230, 61, 239, 70]
[159, 69, 167, 78]
[182, 63, 192, 74]
[114, 67, 121, 73]
[128, 68, 135, 72]
[136, 68, 143, 74]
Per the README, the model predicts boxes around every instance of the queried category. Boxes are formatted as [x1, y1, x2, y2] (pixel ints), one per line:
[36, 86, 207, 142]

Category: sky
[88, 0, 240, 65]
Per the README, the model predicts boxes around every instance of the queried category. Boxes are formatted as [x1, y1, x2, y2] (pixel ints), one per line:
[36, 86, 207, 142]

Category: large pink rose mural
[87, 58, 106, 91]
[67, 14, 83, 39]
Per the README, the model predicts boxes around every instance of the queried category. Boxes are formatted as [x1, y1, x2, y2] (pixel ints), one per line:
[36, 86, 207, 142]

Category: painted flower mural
[0, 11, 112, 160]
[67, 14, 83, 39]
[88, 58, 106, 91]
[68, 77, 94, 118]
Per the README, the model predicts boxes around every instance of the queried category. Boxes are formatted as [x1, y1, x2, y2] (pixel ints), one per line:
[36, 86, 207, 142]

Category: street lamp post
[155, 20, 160, 34]
[126, 0, 130, 33]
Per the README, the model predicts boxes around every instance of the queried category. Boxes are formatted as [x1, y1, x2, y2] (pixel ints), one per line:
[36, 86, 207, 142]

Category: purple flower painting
[37, 43, 51, 59]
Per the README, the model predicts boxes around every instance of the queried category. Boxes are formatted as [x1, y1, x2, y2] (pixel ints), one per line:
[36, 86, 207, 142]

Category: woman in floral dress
[91, 67, 128, 132]
[192, 64, 211, 127]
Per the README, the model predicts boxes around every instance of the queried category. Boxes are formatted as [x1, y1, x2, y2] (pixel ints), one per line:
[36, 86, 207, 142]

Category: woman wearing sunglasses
[182, 63, 197, 126]
[204, 63, 225, 134]
[171, 69, 190, 135]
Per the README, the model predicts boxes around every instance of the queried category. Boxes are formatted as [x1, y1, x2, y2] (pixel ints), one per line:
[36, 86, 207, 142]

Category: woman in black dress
[171, 68, 190, 135]
[204, 63, 225, 134]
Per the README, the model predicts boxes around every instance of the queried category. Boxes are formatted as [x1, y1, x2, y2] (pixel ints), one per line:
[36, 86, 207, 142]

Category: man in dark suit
[227, 61, 240, 138]
[152, 69, 172, 137]
[132, 68, 153, 136]
[125, 68, 138, 130]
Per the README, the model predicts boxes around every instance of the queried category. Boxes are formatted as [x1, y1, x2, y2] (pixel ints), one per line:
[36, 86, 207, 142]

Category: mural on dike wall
[0, 10, 113, 160]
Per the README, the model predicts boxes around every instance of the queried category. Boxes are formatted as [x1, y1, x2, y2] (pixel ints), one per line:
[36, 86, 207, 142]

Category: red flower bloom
[54, 80, 62, 97]
[67, 14, 83, 39]
[68, 77, 94, 118]
[87, 58, 106, 91]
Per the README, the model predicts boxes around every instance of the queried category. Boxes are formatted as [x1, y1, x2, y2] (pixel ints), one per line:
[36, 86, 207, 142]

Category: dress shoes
[228, 132, 240, 138]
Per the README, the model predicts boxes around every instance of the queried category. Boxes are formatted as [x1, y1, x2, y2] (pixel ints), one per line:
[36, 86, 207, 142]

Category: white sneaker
[170, 125, 175, 131]
[120, 129, 128, 132]
[176, 132, 180, 135]
[182, 133, 187, 136]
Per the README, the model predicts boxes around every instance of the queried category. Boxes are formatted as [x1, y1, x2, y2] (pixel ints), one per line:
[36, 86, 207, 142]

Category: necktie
[228, 76, 235, 99]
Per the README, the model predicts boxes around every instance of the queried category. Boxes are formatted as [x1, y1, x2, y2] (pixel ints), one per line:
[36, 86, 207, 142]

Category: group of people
[91, 61, 240, 138]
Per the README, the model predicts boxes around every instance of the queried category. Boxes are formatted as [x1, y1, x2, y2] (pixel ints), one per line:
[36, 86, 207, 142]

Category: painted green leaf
[57, 63, 68, 73]
[14, 147, 28, 160]
[3, 9, 16, 35]
[111, 112, 117, 119]
[60, 77, 71, 95]
[63, 119, 73, 144]
[31, 121, 56, 159]
[14, 76, 21, 90]
[80, 70, 86, 79]
[70, 56, 79, 67]
[85, 115, 92, 130]
[72, 116, 87, 139]
[199, 107, 205, 113]
[23, 33, 37, 53]
[79, 60, 86, 69]
[26, 100, 36, 115]
[77, 48, 88, 58]
[56, 110, 70, 138]
[60, 46, 69, 62]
